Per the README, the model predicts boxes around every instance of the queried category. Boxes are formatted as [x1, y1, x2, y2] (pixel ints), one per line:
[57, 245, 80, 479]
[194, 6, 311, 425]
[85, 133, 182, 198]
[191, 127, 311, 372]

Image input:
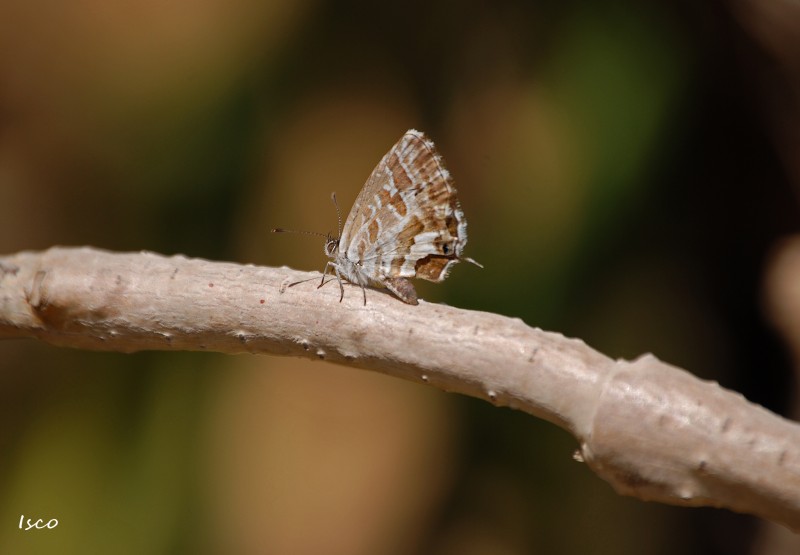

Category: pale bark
[2, 246, 800, 531]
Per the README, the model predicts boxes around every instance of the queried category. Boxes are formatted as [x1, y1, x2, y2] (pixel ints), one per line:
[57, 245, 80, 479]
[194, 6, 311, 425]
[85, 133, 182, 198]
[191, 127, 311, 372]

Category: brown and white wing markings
[339, 129, 469, 286]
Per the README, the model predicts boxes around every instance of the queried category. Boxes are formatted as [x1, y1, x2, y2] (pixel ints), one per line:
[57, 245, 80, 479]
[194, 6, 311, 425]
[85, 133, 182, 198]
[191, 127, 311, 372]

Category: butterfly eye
[325, 239, 338, 257]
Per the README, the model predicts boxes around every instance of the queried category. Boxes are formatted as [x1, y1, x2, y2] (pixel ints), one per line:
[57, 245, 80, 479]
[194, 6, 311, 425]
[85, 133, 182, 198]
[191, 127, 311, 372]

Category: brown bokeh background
[2, 1, 800, 553]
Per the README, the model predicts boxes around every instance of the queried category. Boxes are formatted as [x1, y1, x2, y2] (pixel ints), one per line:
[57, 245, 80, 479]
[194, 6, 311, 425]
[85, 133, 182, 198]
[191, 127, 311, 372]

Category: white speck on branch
[2, 246, 800, 530]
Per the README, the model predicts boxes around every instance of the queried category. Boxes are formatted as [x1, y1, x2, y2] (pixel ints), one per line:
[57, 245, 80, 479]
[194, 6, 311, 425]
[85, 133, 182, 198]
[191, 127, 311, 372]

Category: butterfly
[273, 129, 481, 305]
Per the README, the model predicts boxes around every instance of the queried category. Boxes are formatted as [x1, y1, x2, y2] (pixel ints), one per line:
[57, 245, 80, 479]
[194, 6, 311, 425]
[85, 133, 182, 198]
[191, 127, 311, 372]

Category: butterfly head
[324, 234, 340, 258]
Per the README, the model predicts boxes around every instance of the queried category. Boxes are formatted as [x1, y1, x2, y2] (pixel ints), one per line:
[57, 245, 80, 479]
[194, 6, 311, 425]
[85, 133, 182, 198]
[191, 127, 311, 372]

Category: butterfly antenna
[271, 228, 328, 238]
[331, 192, 342, 239]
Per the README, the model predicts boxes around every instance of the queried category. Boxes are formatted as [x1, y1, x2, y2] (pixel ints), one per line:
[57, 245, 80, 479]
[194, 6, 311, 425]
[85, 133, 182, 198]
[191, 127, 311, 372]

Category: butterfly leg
[287, 275, 322, 289]
[318, 261, 332, 289]
[324, 262, 346, 302]
[334, 269, 346, 302]
[317, 262, 348, 302]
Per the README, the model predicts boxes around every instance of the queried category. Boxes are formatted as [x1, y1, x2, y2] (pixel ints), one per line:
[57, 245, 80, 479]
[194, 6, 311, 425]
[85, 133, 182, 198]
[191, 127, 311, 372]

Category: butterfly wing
[338, 129, 469, 284]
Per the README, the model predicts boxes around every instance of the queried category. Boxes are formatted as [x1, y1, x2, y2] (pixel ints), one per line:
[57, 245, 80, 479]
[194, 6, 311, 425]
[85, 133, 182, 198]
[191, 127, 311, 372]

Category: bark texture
[2, 246, 800, 531]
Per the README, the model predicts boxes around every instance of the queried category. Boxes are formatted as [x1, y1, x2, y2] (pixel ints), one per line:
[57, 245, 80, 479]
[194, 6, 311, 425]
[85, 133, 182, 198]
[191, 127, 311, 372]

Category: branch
[2, 246, 800, 530]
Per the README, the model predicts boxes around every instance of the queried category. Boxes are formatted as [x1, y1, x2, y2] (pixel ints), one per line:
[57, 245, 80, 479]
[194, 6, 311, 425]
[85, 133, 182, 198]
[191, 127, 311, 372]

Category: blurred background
[1, 0, 800, 553]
